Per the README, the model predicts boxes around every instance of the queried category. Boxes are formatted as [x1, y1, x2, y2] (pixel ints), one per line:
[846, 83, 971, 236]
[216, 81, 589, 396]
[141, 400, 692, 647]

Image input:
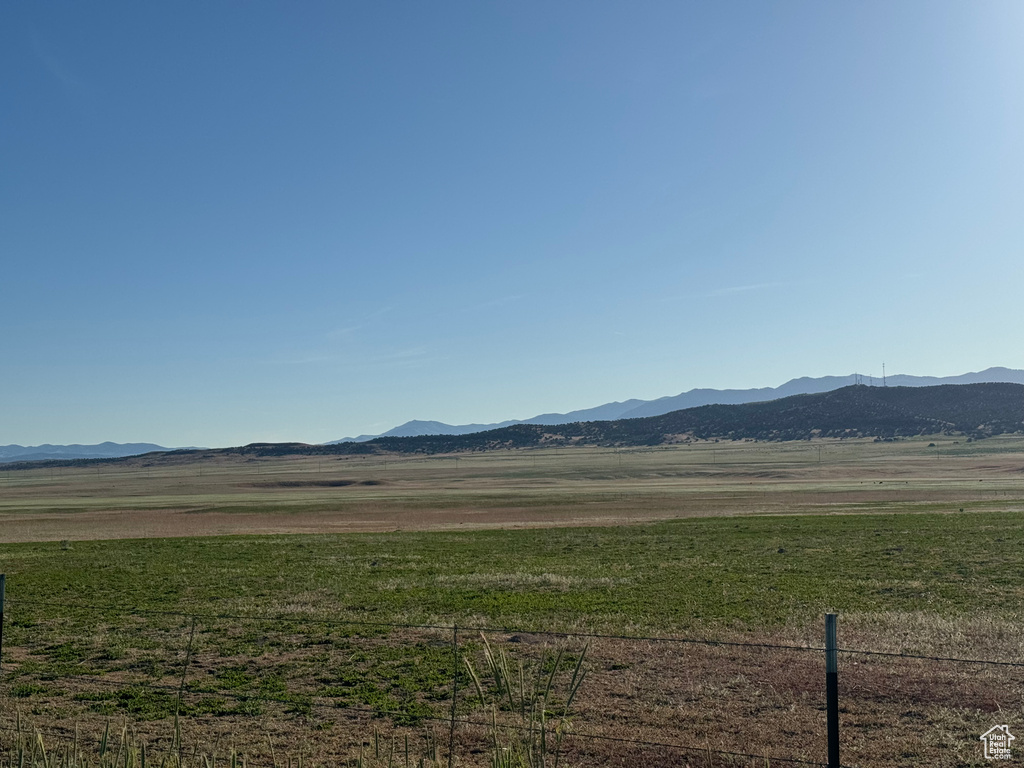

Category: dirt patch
[246, 480, 383, 488]
[0, 504, 751, 543]
[3, 627, 1018, 767]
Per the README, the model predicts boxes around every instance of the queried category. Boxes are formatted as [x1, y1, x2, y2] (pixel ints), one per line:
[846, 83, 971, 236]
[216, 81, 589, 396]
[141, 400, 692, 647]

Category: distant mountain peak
[329, 367, 1024, 443]
[231, 381, 1024, 459]
[0, 442, 169, 464]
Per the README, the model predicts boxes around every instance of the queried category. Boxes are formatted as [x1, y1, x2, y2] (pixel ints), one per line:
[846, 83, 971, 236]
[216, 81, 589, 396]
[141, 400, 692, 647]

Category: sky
[3, 1, 1023, 448]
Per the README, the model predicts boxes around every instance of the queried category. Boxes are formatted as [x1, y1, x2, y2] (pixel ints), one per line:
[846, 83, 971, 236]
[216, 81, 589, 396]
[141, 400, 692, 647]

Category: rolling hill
[0, 442, 168, 464]
[5, 383, 1021, 469]
[329, 367, 1024, 442]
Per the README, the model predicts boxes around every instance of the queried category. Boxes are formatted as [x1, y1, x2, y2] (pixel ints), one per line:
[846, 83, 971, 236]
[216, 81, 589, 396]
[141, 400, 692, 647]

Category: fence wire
[2, 596, 1022, 768]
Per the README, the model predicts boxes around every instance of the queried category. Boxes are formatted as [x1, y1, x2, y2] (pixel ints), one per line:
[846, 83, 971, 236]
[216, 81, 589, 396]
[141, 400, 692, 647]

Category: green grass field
[2, 438, 1024, 766]
[2, 510, 1023, 633]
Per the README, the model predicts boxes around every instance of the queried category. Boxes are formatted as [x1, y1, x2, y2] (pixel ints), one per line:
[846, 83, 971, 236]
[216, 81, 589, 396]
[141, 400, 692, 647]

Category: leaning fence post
[826, 612, 840, 767]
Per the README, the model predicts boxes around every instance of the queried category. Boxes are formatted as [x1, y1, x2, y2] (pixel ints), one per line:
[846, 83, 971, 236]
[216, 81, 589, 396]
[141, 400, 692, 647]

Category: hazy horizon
[3, 365, 1021, 451]
[4, 2, 1022, 447]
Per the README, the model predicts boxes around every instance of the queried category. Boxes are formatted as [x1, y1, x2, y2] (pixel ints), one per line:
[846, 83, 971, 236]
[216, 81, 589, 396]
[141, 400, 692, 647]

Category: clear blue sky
[3, 2, 1022, 447]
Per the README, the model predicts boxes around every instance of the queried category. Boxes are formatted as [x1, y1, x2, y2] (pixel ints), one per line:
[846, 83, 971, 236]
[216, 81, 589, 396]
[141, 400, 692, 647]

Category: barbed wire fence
[0, 576, 1021, 767]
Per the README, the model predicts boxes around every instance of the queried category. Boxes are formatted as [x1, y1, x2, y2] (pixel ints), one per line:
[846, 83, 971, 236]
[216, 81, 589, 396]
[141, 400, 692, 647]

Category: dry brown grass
[4, 619, 1019, 767]
[2, 436, 1023, 543]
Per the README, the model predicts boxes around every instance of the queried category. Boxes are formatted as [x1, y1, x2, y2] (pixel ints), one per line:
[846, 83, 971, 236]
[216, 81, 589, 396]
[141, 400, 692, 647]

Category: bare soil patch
[4, 625, 1019, 767]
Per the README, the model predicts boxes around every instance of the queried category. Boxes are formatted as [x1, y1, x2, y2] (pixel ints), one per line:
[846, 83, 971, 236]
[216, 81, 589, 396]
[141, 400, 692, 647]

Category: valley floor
[2, 437, 1023, 766]
[1, 436, 1023, 542]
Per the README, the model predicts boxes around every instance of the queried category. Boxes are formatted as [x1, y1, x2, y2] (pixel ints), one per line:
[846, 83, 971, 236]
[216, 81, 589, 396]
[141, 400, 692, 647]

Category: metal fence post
[448, 623, 459, 768]
[0, 574, 5, 676]
[826, 612, 840, 767]
[0, 574, 5, 675]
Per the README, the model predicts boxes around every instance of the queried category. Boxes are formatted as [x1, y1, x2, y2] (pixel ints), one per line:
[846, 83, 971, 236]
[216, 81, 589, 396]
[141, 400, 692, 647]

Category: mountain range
[4, 368, 1022, 464]
[0, 442, 168, 464]
[221, 381, 1024, 457]
[5, 381, 1023, 467]
[330, 367, 1024, 442]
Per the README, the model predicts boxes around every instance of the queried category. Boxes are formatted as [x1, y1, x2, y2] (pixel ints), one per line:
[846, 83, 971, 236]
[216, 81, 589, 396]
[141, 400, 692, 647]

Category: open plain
[2, 436, 1024, 542]
[2, 436, 1024, 766]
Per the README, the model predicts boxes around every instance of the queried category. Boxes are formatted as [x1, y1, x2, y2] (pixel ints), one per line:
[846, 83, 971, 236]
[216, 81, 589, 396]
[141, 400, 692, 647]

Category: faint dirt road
[0, 505, 697, 543]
